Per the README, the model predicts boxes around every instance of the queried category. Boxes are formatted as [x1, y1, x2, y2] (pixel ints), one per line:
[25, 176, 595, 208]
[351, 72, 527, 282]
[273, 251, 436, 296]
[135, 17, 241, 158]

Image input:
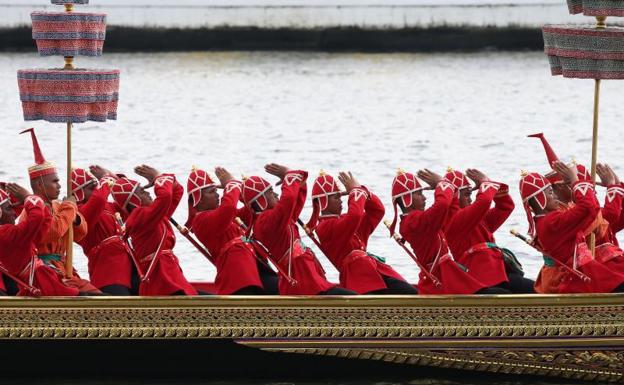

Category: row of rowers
[1, 129, 624, 297]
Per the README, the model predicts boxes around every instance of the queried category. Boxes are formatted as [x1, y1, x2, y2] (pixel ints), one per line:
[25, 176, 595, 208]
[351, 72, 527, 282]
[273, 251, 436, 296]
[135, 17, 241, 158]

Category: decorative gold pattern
[0, 294, 622, 382]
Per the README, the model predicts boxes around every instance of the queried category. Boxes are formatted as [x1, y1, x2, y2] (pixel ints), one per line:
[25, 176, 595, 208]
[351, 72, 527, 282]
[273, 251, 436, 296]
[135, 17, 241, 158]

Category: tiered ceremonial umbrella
[542, 0, 624, 252]
[17, 0, 120, 277]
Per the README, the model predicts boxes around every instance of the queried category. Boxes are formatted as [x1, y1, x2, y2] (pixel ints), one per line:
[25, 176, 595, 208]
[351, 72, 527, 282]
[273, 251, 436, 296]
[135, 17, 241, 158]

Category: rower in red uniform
[186, 166, 278, 295]
[0, 184, 79, 296]
[390, 169, 505, 294]
[112, 165, 197, 296]
[72, 166, 137, 295]
[242, 163, 355, 295]
[529, 133, 624, 291]
[443, 168, 535, 293]
[20, 128, 100, 295]
[307, 171, 416, 294]
[520, 161, 624, 293]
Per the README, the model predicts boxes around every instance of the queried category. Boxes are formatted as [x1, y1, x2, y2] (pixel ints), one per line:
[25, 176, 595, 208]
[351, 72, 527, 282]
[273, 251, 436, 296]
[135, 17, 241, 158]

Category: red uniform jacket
[445, 181, 513, 288]
[400, 181, 487, 294]
[315, 187, 405, 294]
[595, 184, 624, 273]
[77, 183, 134, 289]
[126, 174, 197, 296]
[0, 195, 78, 296]
[252, 170, 335, 295]
[191, 181, 263, 294]
[535, 181, 624, 293]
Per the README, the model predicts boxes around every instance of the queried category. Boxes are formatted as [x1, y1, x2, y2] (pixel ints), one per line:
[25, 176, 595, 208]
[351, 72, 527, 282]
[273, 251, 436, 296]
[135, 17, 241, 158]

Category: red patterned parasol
[16, 0, 120, 277]
[542, 1, 624, 253]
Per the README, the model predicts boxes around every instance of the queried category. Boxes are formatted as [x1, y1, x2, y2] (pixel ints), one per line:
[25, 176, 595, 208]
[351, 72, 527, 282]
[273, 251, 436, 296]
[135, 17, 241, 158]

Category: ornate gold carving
[0, 295, 622, 382]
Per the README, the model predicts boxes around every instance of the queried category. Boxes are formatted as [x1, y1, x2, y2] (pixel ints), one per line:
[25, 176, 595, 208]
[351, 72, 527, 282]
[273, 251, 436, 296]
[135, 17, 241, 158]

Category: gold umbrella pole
[66, 121, 73, 277]
[63, 2, 74, 278]
[589, 16, 606, 256]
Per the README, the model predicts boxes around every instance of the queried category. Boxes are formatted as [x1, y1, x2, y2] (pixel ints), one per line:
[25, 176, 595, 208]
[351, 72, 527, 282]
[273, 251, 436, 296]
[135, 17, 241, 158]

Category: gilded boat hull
[0, 294, 622, 382]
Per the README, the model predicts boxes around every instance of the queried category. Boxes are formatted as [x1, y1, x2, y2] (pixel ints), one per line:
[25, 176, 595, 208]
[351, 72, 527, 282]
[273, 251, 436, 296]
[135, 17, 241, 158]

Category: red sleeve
[260, 170, 306, 230]
[356, 188, 383, 243]
[403, 181, 455, 233]
[602, 184, 624, 229]
[446, 181, 500, 236]
[192, 181, 242, 233]
[78, 183, 110, 227]
[548, 181, 600, 234]
[133, 174, 174, 228]
[326, 187, 367, 243]
[8, 195, 49, 246]
[484, 183, 514, 232]
[167, 174, 184, 218]
[290, 170, 308, 221]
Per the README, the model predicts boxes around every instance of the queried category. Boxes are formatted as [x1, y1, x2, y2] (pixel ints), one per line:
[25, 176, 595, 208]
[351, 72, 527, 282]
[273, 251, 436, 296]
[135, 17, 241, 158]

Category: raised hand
[465, 169, 489, 188]
[417, 169, 442, 189]
[606, 164, 621, 185]
[215, 166, 234, 187]
[5, 183, 30, 203]
[89, 165, 113, 180]
[338, 171, 360, 192]
[265, 163, 290, 180]
[134, 164, 160, 188]
[596, 163, 615, 186]
[553, 160, 578, 185]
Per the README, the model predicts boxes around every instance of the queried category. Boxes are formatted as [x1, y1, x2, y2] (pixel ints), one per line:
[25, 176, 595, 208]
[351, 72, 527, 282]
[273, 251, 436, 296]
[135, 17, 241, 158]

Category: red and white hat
[519, 171, 551, 237]
[111, 177, 142, 211]
[242, 175, 272, 212]
[306, 171, 342, 230]
[71, 168, 98, 203]
[312, 172, 341, 210]
[389, 169, 425, 235]
[187, 167, 217, 208]
[20, 128, 57, 181]
[444, 167, 471, 191]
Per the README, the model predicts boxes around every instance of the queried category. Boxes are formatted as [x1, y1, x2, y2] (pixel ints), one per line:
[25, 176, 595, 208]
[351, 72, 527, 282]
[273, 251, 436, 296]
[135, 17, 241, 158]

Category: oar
[169, 217, 216, 266]
[510, 229, 591, 283]
[234, 217, 297, 286]
[0, 262, 41, 297]
[383, 220, 441, 288]
[114, 212, 145, 280]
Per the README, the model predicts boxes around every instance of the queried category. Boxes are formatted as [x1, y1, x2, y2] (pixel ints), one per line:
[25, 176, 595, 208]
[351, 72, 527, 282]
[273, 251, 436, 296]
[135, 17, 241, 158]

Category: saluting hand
[338, 171, 360, 192]
[553, 161, 578, 185]
[89, 165, 113, 180]
[596, 163, 615, 186]
[265, 163, 290, 180]
[465, 169, 489, 188]
[5, 183, 30, 204]
[134, 165, 160, 188]
[607, 164, 621, 185]
[215, 166, 234, 187]
[417, 169, 442, 189]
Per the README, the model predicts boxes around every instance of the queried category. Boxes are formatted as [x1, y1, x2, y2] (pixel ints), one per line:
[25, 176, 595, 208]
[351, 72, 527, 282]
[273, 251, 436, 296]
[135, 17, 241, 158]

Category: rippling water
[1, 51, 623, 284]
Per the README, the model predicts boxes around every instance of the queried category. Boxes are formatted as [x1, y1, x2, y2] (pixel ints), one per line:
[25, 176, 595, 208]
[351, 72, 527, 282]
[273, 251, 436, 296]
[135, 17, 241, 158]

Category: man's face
[264, 188, 279, 209]
[0, 202, 16, 225]
[198, 186, 219, 211]
[33, 173, 61, 201]
[543, 185, 561, 211]
[458, 188, 472, 208]
[411, 190, 426, 211]
[323, 193, 343, 215]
